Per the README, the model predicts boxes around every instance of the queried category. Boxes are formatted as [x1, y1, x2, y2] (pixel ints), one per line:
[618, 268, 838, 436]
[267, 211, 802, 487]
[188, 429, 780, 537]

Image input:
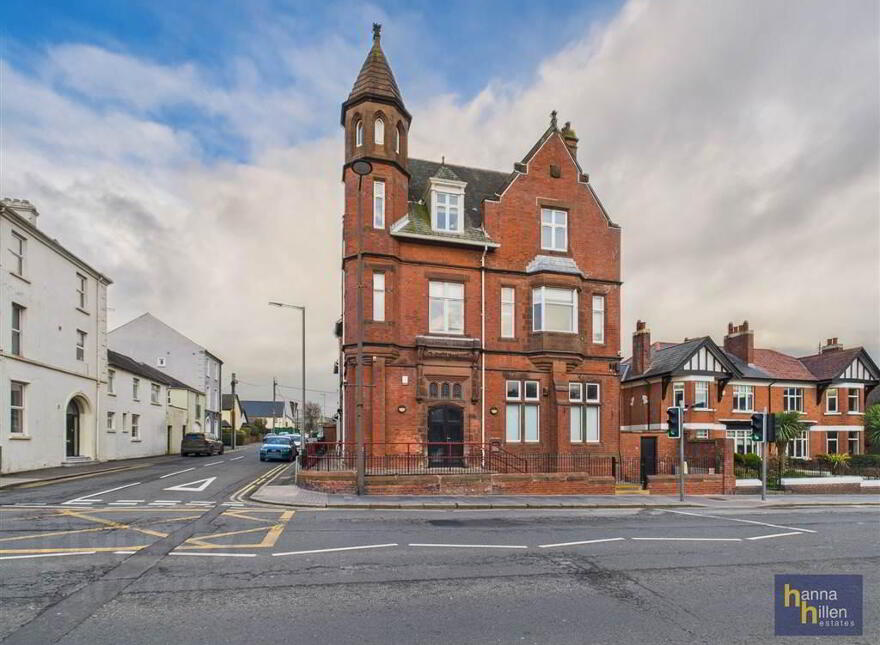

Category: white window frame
[76, 273, 87, 309]
[783, 387, 804, 412]
[532, 286, 578, 333]
[826, 388, 838, 413]
[732, 385, 754, 412]
[9, 231, 25, 276]
[429, 281, 464, 335]
[826, 432, 838, 454]
[727, 429, 758, 455]
[108, 369, 116, 395]
[540, 208, 568, 251]
[570, 383, 601, 443]
[76, 330, 86, 361]
[584, 383, 600, 403]
[10, 381, 25, 434]
[151, 383, 161, 405]
[848, 431, 860, 455]
[592, 295, 605, 344]
[355, 120, 363, 147]
[11, 303, 23, 356]
[374, 117, 384, 145]
[848, 389, 860, 413]
[373, 179, 385, 228]
[505, 380, 539, 443]
[132, 377, 140, 401]
[432, 191, 462, 233]
[131, 414, 140, 439]
[569, 383, 583, 402]
[694, 381, 709, 409]
[673, 382, 685, 408]
[107, 411, 116, 432]
[787, 430, 808, 459]
[695, 429, 709, 439]
[501, 287, 515, 338]
[372, 272, 385, 322]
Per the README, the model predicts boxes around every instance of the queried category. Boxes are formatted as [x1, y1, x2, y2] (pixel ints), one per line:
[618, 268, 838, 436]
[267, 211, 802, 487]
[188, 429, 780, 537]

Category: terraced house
[336, 26, 622, 482]
[620, 320, 879, 468]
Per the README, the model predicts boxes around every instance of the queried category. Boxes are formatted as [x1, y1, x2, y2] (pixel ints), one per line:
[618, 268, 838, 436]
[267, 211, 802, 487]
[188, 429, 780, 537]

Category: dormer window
[434, 192, 461, 232]
[355, 120, 364, 147]
[374, 117, 384, 145]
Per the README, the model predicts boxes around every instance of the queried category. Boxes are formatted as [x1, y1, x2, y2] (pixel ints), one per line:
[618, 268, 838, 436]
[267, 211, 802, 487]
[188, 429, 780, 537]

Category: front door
[639, 436, 657, 486]
[66, 400, 80, 457]
[427, 405, 464, 468]
[167, 426, 173, 455]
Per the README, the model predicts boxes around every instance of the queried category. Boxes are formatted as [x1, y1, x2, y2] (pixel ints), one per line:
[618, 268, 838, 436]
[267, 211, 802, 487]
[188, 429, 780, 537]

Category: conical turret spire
[343, 24, 408, 121]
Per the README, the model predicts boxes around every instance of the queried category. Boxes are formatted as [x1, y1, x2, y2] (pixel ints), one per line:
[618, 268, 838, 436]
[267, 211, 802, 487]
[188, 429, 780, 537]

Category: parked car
[260, 435, 297, 462]
[181, 432, 224, 457]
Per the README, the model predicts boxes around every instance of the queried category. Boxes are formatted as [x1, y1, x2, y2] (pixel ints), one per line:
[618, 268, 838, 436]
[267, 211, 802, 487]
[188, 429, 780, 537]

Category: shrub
[817, 452, 851, 475]
[742, 453, 762, 471]
[733, 453, 745, 465]
[850, 454, 880, 468]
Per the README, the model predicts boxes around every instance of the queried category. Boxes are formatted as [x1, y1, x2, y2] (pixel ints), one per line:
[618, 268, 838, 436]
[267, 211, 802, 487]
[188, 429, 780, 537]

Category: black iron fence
[614, 455, 723, 485]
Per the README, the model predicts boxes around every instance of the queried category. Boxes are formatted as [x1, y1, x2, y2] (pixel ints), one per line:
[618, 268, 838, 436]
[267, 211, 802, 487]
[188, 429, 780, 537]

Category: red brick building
[338, 26, 622, 466]
[620, 320, 879, 465]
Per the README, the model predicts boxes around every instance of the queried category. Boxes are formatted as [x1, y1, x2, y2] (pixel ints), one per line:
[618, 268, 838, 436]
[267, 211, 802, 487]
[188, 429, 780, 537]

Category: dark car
[181, 432, 224, 457]
[260, 435, 297, 462]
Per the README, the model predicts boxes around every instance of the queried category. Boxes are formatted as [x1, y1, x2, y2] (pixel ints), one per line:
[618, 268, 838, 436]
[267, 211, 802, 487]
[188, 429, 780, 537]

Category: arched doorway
[66, 399, 81, 457]
[427, 405, 463, 468]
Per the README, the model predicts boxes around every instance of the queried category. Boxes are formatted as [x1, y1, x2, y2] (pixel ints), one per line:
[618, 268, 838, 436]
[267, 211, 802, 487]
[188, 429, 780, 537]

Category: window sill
[691, 408, 715, 412]
[825, 412, 841, 416]
[731, 410, 754, 414]
[539, 247, 569, 255]
[9, 272, 31, 284]
[151, 402, 162, 407]
[76, 307, 90, 316]
[8, 434, 31, 440]
[108, 393, 116, 397]
[131, 439, 142, 443]
[106, 430, 116, 433]
[849, 412, 864, 416]
[532, 330, 578, 335]
[426, 331, 465, 337]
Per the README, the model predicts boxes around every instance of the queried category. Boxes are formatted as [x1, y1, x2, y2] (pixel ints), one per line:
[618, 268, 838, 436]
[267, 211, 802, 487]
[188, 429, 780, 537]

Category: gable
[682, 345, 730, 374]
[840, 356, 876, 381]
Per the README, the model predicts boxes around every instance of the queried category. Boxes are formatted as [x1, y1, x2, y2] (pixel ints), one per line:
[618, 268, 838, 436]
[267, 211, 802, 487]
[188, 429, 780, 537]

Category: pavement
[252, 478, 880, 509]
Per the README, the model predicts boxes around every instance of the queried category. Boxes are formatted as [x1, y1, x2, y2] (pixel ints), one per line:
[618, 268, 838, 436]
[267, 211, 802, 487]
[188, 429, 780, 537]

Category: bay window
[788, 430, 808, 459]
[532, 287, 577, 333]
[673, 382, 685, 408]
[848, 431, 860, 454]
[848, 389, 860, 413]
[826, 432, 838, 454]
[694, 381, 709, 408]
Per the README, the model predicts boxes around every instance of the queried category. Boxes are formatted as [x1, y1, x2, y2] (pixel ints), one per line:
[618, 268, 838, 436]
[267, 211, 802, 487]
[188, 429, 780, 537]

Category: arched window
[355, 120, 364, 147]
[395, 126, 401, 153]
[452, 383, 462, 400]
[441, 383, 450, 399]
[429, 382, 438, 398]
[374, 117, 384, 145]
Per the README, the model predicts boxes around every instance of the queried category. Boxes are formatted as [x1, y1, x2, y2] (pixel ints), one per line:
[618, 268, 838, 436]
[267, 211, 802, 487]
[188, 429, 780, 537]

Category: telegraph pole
[272, 377, 278, 431]
[230, 372, 238, 450]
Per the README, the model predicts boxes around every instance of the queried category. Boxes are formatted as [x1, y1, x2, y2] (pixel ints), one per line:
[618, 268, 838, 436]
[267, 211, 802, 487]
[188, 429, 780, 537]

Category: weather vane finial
[373, 23, 382, 42]
[550, 110, 558, 129]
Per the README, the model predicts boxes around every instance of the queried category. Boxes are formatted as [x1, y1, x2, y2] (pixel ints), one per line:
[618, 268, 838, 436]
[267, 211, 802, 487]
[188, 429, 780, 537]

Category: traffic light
[766, 414, 776, 443]
[750, 413, 764, 442]
[667, 406, 682, 439]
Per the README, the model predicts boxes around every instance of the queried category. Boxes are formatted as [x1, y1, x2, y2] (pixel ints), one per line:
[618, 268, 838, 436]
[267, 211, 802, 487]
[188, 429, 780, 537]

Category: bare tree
[304, 401, 322, 434]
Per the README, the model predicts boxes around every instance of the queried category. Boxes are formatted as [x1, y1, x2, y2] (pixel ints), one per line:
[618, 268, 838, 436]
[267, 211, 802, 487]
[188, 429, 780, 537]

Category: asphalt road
[1, 454, 877, 644]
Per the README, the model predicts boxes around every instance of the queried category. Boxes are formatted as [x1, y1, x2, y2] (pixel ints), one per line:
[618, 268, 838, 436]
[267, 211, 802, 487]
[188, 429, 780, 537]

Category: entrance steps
[614, 482, 649, 495]
[62, 456, 95, 467]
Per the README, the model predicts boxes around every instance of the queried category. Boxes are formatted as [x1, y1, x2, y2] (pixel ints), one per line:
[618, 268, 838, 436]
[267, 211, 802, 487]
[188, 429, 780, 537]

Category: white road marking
[114, 551, 137, 555]
[222, 502, 244, 506]
[66, 481, 142, 503]
[746, 531, 804, 541]
[663, 509, 817, 534]
[203, 461, 224, 467]
[228, 456, 244, 461]
[13, 502, 46, 506]
[115, 500, 145, 503]
[61, 501, 95, 506]
[408, 543, 529, 549]
[158, 468, 195, 479]
[0, 551, 97, 561]
[170, 552, 256, 558]
[153, 500, 182, 503]
[631, 537, 743, 542]
[538, 537, 626, 548]
[108, 503, 137, 507]
[273, 544, 398, 556]
[163, 477, 217, 493]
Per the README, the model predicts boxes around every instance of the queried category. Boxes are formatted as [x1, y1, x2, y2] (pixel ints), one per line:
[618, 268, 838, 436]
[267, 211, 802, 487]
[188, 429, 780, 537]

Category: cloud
[1, 0, 877, 410]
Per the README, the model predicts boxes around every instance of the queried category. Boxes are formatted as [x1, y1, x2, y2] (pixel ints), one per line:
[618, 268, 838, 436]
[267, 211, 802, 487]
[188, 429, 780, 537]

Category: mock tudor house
[337, 26, 622, 467]
[620, 320, 879, 467]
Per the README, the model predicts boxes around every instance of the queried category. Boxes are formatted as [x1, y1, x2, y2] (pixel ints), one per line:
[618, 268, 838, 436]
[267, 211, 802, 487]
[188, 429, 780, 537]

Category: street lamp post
[268, 301, 306, 443]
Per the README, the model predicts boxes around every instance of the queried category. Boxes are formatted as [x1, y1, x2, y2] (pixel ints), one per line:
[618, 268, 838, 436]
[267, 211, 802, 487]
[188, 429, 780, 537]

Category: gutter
[480, 243, 489, 455]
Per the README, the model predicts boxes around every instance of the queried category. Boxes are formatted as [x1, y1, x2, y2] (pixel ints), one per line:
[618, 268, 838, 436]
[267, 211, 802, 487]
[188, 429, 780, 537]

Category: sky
[2, 0, 878, 413]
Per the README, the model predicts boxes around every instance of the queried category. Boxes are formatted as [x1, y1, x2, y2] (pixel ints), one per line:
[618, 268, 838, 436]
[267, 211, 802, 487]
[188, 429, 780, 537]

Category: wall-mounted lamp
[397, 405, 407, 414]
[489, 406, 499, 416]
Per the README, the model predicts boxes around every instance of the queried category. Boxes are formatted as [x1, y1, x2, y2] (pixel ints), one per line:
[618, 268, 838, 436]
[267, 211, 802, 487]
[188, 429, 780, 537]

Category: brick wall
[646, 474, 726, 495]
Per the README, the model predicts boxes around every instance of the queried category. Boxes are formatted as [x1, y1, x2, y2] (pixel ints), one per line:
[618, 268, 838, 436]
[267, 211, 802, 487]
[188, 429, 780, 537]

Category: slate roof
[344, 26, 406, 117]
[107, 350, 201, 393]
[526, 255, 586, 277]
[798, 348, 866, 381]
[240, 400, 290, 419]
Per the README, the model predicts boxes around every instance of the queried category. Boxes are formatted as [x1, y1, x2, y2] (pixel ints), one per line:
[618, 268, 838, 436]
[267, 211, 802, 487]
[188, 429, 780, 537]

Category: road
[1, 451, 877, 644]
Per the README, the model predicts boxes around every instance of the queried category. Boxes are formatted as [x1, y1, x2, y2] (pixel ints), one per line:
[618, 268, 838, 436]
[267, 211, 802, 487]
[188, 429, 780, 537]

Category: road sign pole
[678, 419, 685, 502]
[761, 408, 768, 501]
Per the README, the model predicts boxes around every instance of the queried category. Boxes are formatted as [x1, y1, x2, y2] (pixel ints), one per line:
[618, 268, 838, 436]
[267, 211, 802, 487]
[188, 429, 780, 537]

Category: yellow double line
[229, 463, 289, 503]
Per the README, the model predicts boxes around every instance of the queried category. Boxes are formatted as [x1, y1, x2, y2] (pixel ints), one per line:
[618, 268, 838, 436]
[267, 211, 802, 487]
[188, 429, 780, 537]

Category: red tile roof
[751, 349, 815, 380]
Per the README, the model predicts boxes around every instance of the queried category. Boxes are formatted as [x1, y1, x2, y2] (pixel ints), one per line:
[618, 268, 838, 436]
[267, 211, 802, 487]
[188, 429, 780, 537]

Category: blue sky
[3, 0, 621, 163]
[1, 1, 876, 402]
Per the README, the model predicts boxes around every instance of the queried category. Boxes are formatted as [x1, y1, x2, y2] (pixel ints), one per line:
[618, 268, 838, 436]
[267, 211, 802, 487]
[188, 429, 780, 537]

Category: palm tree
[774, 411, 809, 480]
[866, 403, 880, 451]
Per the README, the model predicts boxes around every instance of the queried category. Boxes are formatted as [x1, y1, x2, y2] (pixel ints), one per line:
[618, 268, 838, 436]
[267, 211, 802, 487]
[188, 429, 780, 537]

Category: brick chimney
[632, 320, 651, 376]
[560, 121, 578, 162]
[820, 337, 842, 353]
[723, 320, 754, 364]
